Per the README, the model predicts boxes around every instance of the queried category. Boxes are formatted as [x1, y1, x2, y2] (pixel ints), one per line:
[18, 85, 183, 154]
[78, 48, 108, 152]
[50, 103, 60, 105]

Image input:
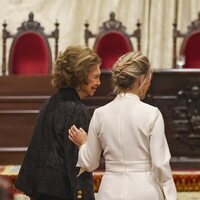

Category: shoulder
[92, 104, 109, 120]
[140, 102, 163, 125]
[135, 101, 163, 124]
[49, 89, 85, 110]
[137, 101, 159, 114]
[94, 99, 115, 113]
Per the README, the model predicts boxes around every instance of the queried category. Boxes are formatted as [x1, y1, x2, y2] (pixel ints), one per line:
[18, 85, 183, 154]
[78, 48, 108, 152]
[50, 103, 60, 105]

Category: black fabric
[15, 88, 95, 200]
[32, 193, 72, 200]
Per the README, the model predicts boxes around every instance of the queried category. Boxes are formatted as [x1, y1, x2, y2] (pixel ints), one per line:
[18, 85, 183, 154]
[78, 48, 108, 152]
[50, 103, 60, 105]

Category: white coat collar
[116, 93, 140, 100]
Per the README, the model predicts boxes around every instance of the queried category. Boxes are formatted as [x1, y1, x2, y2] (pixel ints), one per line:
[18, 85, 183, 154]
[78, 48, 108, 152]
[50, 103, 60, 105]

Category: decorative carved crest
[17, 12, 44, 33]
[84, 11, 141, 50]
[187, 12, 200, 33]
[173, 86, 200, 149]
[100, 12, 126, 32]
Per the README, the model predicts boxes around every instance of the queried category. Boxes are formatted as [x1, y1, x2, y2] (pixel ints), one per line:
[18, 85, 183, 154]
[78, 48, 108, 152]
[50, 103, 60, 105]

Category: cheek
[89, 80, 96, 86]
[87, 84, 94, 92]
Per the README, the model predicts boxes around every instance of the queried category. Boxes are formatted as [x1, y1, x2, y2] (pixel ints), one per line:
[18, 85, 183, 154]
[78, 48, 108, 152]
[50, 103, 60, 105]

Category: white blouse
[77, 93, 177, 200]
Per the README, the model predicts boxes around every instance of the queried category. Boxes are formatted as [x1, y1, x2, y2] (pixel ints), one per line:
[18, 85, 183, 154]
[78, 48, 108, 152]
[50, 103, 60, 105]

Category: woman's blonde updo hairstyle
[52, 46, 101, 89]
[112, 51, 151, 94]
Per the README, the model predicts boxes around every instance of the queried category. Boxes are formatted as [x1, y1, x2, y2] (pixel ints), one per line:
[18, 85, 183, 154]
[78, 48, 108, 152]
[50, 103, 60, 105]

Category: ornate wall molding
[173, 85, 200, 149]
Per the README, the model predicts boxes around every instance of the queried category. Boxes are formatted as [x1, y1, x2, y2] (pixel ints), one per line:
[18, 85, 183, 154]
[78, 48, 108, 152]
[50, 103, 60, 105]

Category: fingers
[68, 133, 79, 146]
[71, 125, 86, 135]
[68, 125, 87, 146]
[72, 125, 80, 133]
[79, 127, 87, 136]
[69, 128, 80, 145]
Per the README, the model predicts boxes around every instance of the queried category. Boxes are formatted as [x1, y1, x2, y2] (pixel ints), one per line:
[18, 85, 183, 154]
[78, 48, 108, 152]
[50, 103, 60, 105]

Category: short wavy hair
[52, 46, 101, 89]
[112, 51, 151, 94]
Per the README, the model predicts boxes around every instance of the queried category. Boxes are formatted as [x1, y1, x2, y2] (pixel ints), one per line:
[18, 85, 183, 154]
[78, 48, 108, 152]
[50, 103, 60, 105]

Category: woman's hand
[68, 125, 87, 147]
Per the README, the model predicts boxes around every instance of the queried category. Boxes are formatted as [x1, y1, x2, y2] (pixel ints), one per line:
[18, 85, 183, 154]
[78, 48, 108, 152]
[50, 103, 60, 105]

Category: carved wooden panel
[145, 69, 200, 169]
[1, 70, 200, 169]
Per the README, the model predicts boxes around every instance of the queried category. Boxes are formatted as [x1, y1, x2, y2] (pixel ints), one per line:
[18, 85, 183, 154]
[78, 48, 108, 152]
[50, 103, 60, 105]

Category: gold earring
[76, 86, 80, 92]
[138, 88, 144, 99]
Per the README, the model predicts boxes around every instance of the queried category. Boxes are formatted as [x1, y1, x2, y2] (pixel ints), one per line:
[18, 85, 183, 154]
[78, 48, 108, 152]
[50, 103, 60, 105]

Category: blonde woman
[16, 46, 101, 200]
[69, 52, 177, 200]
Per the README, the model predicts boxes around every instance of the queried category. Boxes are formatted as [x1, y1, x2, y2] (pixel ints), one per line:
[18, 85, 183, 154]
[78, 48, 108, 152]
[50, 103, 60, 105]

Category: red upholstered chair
[2, 12, 59, 75]
[173, 13, 200, 68]
[85, 12, 141, 69]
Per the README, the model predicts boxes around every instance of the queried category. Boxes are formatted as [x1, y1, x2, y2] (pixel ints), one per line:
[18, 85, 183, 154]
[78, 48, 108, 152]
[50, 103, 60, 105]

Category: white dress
[77, 93, 177, 200]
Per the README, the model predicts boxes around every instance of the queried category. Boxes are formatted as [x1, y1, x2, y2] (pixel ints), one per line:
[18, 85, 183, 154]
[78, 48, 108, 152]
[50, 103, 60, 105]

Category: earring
[76, 86, 80, 92]
[138, 88, 145, 99]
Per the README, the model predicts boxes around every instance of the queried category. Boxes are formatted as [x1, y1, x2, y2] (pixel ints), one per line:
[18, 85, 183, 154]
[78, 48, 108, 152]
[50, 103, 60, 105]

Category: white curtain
[0, 0, 200, 74]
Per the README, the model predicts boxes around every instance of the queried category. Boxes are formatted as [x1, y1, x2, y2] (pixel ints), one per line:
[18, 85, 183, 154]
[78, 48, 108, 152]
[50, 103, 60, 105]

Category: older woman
[15, 46, 101, 200]
[69, 52, 177, 200]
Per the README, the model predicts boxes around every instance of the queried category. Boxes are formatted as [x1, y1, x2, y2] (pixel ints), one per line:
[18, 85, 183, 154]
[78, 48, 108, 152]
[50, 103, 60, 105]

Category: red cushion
[182, 32, 200, 68]
[94, 32, 132, 69]
[10, 32, 50, 75]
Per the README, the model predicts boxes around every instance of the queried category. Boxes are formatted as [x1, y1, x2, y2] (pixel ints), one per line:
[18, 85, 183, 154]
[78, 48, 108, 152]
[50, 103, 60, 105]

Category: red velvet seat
[85, 12, 141, 70]
[2, 12, 59, 75]
[173, 13, 200, 68]
[94, 32, 133, 69]
[180, 32, 200, 68]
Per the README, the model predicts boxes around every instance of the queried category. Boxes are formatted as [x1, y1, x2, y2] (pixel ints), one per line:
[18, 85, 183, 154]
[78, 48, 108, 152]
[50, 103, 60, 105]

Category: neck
[76, 90, 86, 100]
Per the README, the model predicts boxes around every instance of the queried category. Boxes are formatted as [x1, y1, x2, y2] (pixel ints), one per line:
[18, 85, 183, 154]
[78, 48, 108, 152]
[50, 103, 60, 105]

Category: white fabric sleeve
[76, 110, 102, 172]
[150, 108, 177, 200]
